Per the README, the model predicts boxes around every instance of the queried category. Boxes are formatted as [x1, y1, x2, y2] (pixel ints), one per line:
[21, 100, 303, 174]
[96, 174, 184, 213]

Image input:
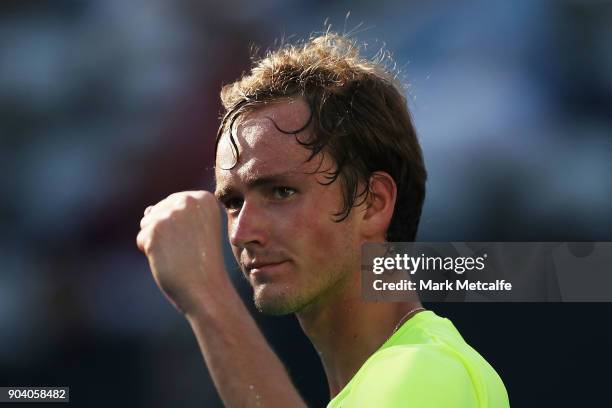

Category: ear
[360, 171, 397, 241]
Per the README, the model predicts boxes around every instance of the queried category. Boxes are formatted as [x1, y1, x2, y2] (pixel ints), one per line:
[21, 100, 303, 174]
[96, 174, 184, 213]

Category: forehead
[215, 99, 316, 182]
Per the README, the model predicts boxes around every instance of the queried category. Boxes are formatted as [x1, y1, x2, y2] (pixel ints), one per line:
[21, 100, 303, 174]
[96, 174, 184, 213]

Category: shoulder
[347, 344, 480, 407]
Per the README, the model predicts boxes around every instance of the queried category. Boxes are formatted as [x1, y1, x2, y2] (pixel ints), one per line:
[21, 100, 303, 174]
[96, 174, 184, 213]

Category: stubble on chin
[252, 284, 306, 316]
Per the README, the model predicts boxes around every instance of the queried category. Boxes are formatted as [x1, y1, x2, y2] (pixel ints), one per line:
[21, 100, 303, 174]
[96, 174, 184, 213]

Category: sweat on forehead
[216, 99, 314, 170]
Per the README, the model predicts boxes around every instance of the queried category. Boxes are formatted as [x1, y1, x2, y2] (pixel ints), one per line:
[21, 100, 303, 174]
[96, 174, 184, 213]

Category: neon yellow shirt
[327, 311, 509, 407]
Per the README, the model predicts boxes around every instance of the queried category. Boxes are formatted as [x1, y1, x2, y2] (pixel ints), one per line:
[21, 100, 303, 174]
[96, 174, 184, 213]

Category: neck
[295, 270, 422, 398]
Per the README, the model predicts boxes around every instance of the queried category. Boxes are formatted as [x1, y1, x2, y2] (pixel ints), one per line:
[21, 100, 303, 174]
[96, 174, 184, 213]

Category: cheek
[288, 200, 359, 266]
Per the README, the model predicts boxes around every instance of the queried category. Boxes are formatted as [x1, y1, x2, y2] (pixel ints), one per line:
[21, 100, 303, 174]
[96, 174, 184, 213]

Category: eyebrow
[214, 170, 300, 201]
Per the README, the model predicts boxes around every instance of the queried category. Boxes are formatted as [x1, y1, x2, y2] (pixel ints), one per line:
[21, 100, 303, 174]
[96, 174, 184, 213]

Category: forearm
[185, 277, 308, 408]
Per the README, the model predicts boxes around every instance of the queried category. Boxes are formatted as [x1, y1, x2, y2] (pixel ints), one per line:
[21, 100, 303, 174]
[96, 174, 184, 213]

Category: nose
[229, 199, 269, 248]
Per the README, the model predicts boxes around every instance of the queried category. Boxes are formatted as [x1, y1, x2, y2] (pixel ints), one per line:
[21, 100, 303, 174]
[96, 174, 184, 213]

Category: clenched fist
[137, 191, 228, 315]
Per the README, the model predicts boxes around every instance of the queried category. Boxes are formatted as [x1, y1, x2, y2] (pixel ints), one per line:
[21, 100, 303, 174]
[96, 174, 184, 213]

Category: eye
[223, 197, 244, 212]
[272, 187, 296, 200]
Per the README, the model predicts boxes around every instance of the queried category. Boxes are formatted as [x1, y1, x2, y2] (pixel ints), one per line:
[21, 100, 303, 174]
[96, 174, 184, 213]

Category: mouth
[245, 260, 290, 280]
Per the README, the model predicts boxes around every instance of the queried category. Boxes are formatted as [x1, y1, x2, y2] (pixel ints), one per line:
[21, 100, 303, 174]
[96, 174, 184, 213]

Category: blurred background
[1, 0, 611, 406]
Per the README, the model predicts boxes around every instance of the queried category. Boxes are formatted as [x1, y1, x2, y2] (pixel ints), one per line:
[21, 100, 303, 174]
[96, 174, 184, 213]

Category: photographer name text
[373, 279, 512, 291]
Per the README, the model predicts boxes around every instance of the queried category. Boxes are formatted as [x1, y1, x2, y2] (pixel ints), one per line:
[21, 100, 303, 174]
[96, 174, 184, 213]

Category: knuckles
[171, 190, 216, 211]
[157, 191, 217, 218]
[136, 190, 220, 254]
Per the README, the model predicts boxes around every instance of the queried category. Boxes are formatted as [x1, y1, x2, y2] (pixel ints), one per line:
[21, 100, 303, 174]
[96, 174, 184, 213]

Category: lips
[245, 260, 288, 273]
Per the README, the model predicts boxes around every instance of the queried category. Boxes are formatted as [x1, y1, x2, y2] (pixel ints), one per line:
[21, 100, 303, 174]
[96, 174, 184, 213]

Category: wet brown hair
[216, 33, 426, 241]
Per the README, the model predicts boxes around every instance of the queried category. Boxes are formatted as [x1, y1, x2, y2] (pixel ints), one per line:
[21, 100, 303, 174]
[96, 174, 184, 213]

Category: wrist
[181, 274, 239, 319]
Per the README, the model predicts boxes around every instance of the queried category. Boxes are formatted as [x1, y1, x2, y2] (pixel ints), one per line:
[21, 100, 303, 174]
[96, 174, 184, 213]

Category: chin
[252, 284, 307, 316]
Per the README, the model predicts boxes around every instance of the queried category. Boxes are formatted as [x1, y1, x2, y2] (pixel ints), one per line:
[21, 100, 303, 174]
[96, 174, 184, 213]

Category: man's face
[215, 98, 362, 315]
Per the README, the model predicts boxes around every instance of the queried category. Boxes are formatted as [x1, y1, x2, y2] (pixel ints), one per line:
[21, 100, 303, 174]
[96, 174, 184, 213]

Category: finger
[141, 201, 167, 228]
[136, 227, 148, 252]
[140, 215, 150, 229]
